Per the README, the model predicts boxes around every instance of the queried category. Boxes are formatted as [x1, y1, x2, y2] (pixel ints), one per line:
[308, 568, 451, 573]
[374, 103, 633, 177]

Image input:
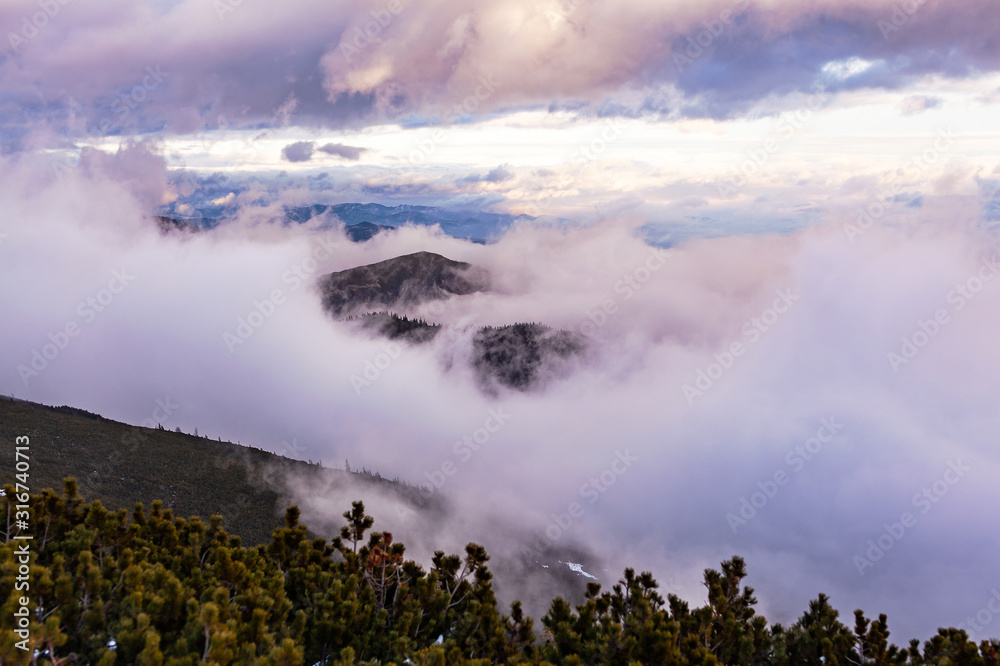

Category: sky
[2, 0, 1000, 644]
[2, 0, 999, 225]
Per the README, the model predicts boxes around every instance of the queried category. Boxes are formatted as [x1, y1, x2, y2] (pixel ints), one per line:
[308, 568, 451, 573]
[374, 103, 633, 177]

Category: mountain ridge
[322, 252, 587, 392]
[0, 397, 426, 545]
[318, 251, 490, 317]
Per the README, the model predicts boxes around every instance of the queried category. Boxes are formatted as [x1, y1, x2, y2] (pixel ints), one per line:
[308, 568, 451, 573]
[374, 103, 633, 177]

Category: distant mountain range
[286, 203, 531, 244]
[344, 221, 395, 242]
[157, 213, 393, 244]
[157, 202, 533, 244]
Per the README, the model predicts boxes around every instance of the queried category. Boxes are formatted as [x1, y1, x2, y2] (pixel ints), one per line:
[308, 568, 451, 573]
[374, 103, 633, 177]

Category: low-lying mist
[2, 144, 999, 641]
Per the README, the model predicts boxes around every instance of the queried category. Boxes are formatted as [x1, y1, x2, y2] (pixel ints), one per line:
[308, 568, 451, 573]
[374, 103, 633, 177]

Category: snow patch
[560, 561, 598, 580]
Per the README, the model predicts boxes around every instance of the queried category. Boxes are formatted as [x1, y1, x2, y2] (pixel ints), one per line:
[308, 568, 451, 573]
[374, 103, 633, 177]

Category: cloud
[898, 94, 942, 115]
[317, 143, 368, 160]
[1, 0, 998, 141]
[210, 192, 236, 206]
[2, 0, 999, 644]
[280, 141, 368, 163]
[281, 141, 316, 162]
[318, 0, 1000, 121]
[3, 146, 1000, 641]
[75, 139, 170, 211]
[484, 164, 514, 182]
[459, 163, 515, 185]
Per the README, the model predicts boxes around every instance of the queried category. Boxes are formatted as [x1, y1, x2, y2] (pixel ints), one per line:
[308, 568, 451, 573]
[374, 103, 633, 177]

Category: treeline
[2, 480, 998, 665]
[344, 311, 440, 328]
[347, 311, 442, 343]
[472, 323, 584, 391]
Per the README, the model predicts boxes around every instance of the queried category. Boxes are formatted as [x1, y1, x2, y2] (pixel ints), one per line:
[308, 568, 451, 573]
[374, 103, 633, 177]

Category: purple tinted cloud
[281, 141, 316, 163]
[3, 146, 1000, 640]
[317, 143, 368, 160]
[1, 0, 997, 139]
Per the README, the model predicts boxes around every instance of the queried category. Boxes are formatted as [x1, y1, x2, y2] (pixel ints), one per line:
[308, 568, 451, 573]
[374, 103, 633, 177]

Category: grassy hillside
[0, 397, 415, 545]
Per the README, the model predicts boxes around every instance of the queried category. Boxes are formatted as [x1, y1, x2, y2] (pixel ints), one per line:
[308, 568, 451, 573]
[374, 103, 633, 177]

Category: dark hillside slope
[0, 398, 419, 545]
[472, 323, 585, 391]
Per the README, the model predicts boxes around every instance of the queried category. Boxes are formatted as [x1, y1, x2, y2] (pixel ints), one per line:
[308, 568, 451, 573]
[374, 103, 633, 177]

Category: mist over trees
[2, 481, 997, 665]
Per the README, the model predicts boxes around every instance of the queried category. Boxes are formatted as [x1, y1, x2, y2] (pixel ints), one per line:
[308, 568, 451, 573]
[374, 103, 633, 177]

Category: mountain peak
[318, 251, 489, 317]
